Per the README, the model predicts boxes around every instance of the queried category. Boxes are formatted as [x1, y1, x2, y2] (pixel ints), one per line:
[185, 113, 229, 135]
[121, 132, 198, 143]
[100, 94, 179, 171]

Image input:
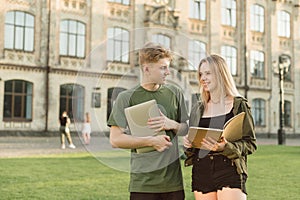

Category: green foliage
[0, 145, 299, 199]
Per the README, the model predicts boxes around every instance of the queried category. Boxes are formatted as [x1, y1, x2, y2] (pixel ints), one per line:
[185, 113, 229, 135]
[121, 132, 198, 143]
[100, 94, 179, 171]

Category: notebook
[124, 99, 166, 153]
[187, 112, 245, 150]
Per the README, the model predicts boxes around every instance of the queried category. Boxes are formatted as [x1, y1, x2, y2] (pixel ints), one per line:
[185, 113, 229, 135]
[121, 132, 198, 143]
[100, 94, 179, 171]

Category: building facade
[0, 0, 300, 136]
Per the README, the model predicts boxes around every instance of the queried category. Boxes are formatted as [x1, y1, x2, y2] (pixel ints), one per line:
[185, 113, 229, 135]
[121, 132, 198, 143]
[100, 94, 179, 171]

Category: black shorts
[192, 154, 247, 194]
[130, 190, 185, 200]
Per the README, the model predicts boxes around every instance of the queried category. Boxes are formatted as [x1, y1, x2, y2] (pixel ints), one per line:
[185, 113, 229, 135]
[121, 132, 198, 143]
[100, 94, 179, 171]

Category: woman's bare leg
[194, 191, 217, 200]
[217, 187, 246, 200]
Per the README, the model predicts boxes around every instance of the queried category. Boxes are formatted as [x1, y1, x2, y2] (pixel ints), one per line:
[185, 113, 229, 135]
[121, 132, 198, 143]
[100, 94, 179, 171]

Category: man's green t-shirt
[107, 84, 189, 193]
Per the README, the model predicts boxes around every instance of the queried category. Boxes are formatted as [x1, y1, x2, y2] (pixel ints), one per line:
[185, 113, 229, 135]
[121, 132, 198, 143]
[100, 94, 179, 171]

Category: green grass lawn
[0, 145, 299, 200]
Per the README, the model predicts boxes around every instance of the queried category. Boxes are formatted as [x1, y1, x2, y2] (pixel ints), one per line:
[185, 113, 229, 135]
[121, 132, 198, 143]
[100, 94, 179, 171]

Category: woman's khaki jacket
[185, 96, 257, 176]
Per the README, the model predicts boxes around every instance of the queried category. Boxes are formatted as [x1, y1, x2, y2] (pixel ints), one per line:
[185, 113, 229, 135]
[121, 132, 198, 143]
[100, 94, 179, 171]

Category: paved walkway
[0, 135, 299, 158]
[0, 134, 114, 158]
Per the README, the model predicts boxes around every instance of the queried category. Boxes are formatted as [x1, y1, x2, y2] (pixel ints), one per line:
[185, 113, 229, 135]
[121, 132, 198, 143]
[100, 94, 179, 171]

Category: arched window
[188, 40, 206, 70]
[221, 0, 236, 27]
[250, 4, 264, 32]
[3, 80, 33, 121]
[250, 50, 265, 78]
[221, 45, 237, 76]
[151, 34, 171, 49]
[277, 11, 290, 38]
[60, 84, 84, 121]
[60, 20, 86, 58]
[5, 11, 34, 51]
[107, 27, 130, 63]
[189, 0, 206, 20]
[252, 98, 265, 126]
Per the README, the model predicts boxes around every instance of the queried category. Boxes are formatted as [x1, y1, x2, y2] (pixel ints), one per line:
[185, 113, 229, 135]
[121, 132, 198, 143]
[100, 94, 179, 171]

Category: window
[108, 0, 130, 5]
[250, 4, 264, 32]
[60, 20, 86, 58]
[188, 40, 206, 70]
[252, 98, 265, 126]
[190, 0, 206, 20]
[5, 11, 34, 51]
[250, 50, 265, 78]
[3, 80, 33, 121]
[284, 101, 291, 127]
[278, 11, 290, 38]
[60, 84, 84, 121]
[221, 0, 236, 27]
[221, 45, 237, 75]
[152, 34, 171, 49]
[107, 27, 130, 63]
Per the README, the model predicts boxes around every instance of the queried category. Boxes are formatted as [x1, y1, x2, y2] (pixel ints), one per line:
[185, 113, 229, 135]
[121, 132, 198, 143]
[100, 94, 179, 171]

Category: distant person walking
[59, 111, 76, 149]
[82, 112, 91, 145]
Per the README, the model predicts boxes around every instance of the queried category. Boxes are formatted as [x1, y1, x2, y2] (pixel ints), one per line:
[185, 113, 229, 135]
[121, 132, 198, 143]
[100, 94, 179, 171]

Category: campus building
[0, 0, 300, 137]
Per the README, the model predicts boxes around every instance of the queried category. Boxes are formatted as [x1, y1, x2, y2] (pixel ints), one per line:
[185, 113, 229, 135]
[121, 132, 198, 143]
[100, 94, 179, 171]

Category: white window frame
[5, 11, 35, 51]
[250, 4, 264, 32]
[277, 10, 290, 38]
[189, 0, 206, 20]
[250, 50, 265, 78]
[188, 40, 206, 70]
[252, 98, 266, 126]
[221, 0, 236, 27]
[221, 45, 237, 76]
[59, 20, 86, 58]
[107, 27, 130, 63]
[151, 34, 171, 49]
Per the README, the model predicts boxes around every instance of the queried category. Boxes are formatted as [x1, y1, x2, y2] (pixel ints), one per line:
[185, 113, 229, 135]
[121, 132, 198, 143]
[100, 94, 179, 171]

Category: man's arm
[161, 119, 188, 136]
[109, 126, 173, 152]
[147, 113, 188, 136]
[174, 122, 188, 136]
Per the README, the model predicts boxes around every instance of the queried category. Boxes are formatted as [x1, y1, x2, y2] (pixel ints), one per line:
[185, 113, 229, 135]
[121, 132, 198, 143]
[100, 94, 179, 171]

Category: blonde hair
[139, 42, 172, 66]
[198, 54, 240, 108]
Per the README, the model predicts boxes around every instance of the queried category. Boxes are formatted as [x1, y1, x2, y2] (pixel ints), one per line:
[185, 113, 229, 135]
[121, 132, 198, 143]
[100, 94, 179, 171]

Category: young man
[107, 42, 189, 200]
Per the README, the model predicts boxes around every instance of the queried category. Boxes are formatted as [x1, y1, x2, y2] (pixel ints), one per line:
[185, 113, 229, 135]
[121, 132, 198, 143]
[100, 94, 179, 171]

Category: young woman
[82, 112, 91, 145]
[59, 111, 76, 149]
[184, 54, 257, 200]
